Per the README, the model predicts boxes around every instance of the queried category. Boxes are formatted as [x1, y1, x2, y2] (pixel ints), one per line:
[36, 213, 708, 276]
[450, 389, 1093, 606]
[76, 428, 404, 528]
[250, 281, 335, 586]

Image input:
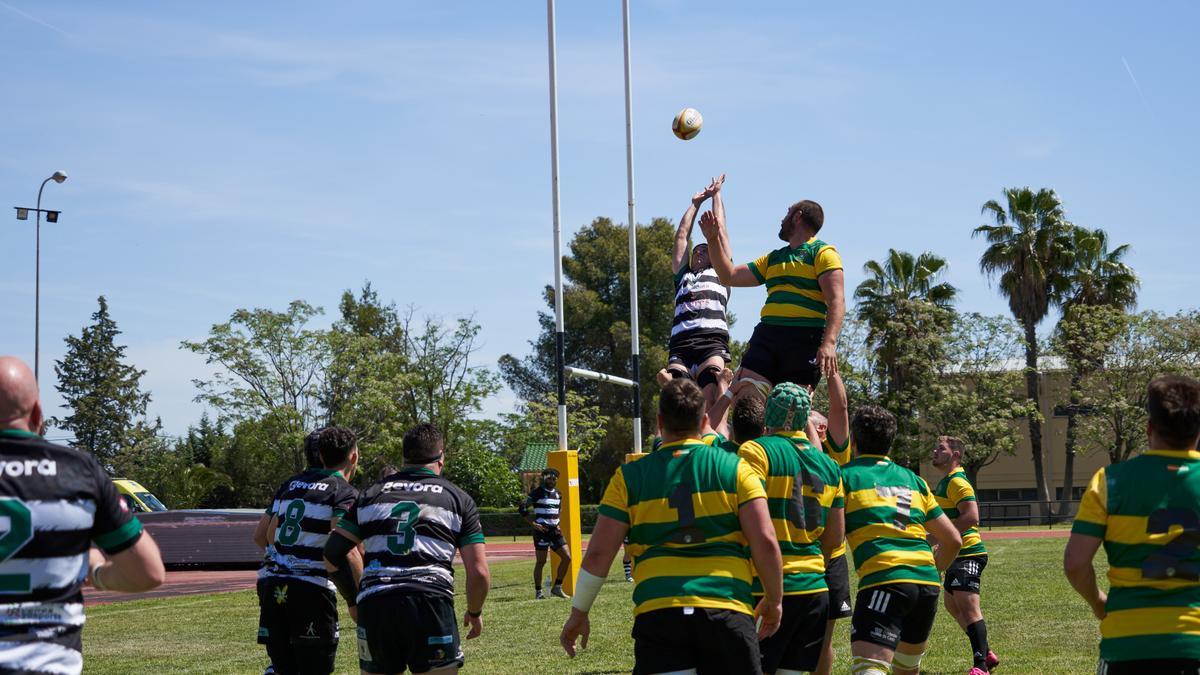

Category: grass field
[84, 536, 1103, 674]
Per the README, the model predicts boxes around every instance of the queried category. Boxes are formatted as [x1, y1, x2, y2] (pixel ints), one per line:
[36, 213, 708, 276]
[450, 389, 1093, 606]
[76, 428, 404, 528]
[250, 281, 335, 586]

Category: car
[112, 478, 169, 513]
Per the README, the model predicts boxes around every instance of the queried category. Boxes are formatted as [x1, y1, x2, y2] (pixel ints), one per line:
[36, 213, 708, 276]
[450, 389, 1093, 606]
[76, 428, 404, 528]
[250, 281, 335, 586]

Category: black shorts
[631, 607, 761, 675]
[739, 323, 823, 388]
[669, 330, 731, 372]
[850, 583, 940, 650]
[758, 593, 828, 673]
[1100, 659, 1200, 675]
[944, 555, 988, 595]
[357, 590, 463, 674]
[256, 577, 339, 675]
[825, 554, 853, 619]
[534, 525, 567, 551]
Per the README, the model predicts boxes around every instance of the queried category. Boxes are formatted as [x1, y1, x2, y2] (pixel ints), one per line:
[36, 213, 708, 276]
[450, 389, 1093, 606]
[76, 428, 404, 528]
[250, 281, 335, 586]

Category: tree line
[49, 187, 1200, 509]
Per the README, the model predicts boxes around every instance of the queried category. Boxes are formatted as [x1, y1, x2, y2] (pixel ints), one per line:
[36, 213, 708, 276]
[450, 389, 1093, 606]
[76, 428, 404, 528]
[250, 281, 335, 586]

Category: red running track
[85, 530, 1068, 606]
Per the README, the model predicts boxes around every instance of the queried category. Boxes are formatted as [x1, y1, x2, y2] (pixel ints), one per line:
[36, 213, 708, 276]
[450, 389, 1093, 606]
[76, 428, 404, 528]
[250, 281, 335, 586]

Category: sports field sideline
[83, 535, 1097, 674]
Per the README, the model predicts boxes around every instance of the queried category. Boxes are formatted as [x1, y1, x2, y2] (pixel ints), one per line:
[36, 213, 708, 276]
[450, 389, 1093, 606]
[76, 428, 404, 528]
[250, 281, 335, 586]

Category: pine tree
[53, 296, 159, 466]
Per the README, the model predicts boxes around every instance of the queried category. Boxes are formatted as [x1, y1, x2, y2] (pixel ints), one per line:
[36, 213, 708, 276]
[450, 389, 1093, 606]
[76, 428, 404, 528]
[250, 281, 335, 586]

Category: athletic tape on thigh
[669, 365, 692, 380]
[891, 649, 925, 671]
[734, 377, 771, 398]
[851, 656, 892, 675]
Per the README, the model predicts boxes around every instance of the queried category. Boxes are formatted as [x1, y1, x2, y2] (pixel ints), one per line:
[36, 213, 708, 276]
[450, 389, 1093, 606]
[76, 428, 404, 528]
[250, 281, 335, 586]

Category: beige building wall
[920, 367, 1111, 499]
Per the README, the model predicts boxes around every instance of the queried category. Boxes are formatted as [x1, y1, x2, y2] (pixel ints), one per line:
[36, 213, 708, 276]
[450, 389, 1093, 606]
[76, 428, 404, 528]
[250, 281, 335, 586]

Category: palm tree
[854, 249, 958, 396]
[974, 187, 1074, 520]
[1056, 226, 1138, 512]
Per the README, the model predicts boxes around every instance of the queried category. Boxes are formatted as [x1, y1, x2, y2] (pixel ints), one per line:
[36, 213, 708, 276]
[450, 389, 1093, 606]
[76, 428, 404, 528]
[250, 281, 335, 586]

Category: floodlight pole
[546, 0, 568, 452]
[621, 0, 642, 453]
[32, 172, 67, 384]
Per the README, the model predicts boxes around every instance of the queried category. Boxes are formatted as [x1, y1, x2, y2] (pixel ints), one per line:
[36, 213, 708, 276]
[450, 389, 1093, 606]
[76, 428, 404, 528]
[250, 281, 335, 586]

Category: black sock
[966, 620, 989, 668]
[554, 577, 564, 586]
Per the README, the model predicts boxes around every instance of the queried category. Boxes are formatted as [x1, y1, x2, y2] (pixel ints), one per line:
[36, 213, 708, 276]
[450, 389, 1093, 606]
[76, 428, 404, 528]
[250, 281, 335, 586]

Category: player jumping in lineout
[698, 190, 846, 396]
[658, 174, 733, 415]
[522, 468, 571, 599]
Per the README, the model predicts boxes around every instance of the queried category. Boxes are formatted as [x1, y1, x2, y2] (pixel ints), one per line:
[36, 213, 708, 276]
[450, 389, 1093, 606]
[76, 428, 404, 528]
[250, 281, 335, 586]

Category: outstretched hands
[698, 210, 720, 240]
[691, 174, 726, 206]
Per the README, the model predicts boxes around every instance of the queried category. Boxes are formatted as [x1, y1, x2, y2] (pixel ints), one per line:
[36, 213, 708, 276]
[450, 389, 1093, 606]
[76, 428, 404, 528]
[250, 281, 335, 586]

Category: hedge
[478, 505, 599, 538]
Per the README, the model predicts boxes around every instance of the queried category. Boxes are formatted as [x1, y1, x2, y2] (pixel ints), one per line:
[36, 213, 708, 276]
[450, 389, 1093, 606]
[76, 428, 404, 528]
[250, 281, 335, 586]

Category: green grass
[84, 537, 1104, 674]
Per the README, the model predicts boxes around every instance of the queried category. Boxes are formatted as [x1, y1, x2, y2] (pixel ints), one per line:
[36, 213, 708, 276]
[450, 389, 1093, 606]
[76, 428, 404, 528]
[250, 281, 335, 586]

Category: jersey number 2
[1143, 508, 1200, 581]
[0, 498, 34, 593]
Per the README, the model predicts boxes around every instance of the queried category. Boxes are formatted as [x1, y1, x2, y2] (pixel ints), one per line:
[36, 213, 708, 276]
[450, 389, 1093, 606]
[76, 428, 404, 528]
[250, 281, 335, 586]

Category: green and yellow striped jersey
[702, 431, 740, 453]
[821, 434, 852, 559]
[1072, 448, 1200, 663]
[746, 237, 842, 328]
[739, 431, 844, 595]
[842, 454, 943, 590]
[933, 468, 986, 558]
[599, 439, 767, 616]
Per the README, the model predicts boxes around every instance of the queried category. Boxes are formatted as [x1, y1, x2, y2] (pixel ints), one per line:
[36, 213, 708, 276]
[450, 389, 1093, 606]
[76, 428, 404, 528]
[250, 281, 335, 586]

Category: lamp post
[11, 170, 67, 384]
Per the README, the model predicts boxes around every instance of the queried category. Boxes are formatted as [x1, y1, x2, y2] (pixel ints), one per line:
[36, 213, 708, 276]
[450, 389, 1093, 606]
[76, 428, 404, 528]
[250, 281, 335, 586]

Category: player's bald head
[0, 356, 42, 432]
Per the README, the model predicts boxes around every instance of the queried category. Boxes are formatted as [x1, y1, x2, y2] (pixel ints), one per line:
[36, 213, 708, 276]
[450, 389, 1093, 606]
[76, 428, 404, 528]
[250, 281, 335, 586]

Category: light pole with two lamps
[12, 170, 68, 384]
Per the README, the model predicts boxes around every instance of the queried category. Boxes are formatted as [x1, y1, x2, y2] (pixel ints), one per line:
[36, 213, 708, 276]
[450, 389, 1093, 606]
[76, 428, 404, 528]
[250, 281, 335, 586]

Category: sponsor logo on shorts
[274, 585, 288, 605]
[428, 635, 454, 645]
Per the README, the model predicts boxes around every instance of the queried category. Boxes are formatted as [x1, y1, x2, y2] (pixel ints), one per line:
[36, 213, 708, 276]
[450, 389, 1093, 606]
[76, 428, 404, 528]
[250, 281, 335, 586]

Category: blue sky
[2, 2, 1196, 437]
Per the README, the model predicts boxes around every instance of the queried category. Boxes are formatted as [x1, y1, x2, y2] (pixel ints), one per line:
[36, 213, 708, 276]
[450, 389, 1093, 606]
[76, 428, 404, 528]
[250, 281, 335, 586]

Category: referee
[0, 356, 165, 674]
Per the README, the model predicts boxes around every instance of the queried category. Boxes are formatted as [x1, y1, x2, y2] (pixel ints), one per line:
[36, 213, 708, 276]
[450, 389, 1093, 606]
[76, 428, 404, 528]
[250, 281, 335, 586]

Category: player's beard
[778, 218, 793, 242]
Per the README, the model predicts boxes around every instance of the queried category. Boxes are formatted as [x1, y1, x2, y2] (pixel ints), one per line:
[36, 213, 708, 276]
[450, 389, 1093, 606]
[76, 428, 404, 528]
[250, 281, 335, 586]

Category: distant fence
[979, 500, 1080, 528]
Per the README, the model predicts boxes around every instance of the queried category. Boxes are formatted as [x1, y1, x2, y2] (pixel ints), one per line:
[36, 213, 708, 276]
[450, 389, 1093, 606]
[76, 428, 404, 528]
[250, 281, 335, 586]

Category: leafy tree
[1077, 310, 1200, 464]
[923, 314, 1038, 484]
[1053, 227, 1138, 508]
[182, 301, 328, 428]
[444, 431, 524, 509]
[53, 296, 160, 467]
[974, 187, 1074, 517]
[176, 412, 229, 467]
[207, 407, 308, 508]
[854, 249, 957, 397]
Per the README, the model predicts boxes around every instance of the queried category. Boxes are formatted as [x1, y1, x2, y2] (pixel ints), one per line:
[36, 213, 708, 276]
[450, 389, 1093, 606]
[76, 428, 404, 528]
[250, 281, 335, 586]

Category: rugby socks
[554, 577, 564, 586]
[623, 560, 633, 580]
[850, 656, 891, 675]
[966, 620, 990, 669]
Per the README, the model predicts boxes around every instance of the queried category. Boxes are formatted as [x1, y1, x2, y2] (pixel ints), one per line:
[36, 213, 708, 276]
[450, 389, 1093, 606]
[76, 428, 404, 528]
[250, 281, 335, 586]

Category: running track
[84, 529, 1068, 606]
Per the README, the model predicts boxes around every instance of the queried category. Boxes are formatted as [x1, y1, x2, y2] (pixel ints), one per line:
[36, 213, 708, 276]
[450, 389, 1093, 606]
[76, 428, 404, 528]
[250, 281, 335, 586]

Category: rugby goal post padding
[548, 450, 582, 595]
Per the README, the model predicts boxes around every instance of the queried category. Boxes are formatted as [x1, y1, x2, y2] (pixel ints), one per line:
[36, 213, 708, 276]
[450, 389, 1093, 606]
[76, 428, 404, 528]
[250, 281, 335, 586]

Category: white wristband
[570, 569, 605, 614]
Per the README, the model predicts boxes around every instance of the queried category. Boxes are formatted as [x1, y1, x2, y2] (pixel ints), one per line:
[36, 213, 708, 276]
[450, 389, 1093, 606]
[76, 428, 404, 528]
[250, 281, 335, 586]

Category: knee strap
[668, 365, 692, 380]
[851, 656, 892, 675]
[733, 376, 771, 398]
[696, 364, 723, 388]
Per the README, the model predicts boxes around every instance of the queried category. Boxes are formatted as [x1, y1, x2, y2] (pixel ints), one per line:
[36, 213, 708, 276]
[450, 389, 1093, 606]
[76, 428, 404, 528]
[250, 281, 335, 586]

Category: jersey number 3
[387, 502, 421, 555]
[0, 498, 34, 593]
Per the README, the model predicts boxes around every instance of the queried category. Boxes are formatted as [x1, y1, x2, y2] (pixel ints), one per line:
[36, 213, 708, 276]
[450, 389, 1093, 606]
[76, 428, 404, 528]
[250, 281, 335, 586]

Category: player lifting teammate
[698, 194, 845, 394]
[560, 378, 784, 674]
[807, 371, 853, 675]
[522, 467, 570, 599]
[1066, 375, 1200, 675]
[257, 426, 359, 675]
[658, 174, 733, 411]
[0, 356, 164, 674]
[932, 436, 1000, 674]
[325, 423, 490, 675]
[841, 405, 961, 675]
[738, 383, 845, 674]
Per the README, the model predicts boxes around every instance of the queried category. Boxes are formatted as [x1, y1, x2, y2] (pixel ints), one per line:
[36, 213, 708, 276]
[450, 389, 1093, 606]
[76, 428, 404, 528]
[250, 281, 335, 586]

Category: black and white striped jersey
[261, 468, 357, 592]
[670, 266, 729, 342]
[337, 467, 484, 601]
[0, 429, 144, 674]
[521, 486, 561, 527]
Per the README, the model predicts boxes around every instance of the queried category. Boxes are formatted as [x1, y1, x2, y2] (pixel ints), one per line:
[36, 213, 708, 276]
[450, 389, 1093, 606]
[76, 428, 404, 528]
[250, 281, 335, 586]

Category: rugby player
[841, 405, 961, 675]
[0, 356, 165, 674]
[698, 197, 845, 394]
[325, 423, 490, 675]
[1066, 375, 1200, 675]
[932, 436, 1000, 674]
[257, 426, 360, 675]
[559, 378, 784, 674]
[808, 371, 853, 675]
[658, 174, 733, 413]
[738, 383, 845, 674]
[521, 468, 570, 599]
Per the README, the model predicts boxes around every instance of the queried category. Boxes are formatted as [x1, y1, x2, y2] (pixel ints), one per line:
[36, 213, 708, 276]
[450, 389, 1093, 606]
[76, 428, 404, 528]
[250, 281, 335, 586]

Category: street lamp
[11, 170, 68, 384]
